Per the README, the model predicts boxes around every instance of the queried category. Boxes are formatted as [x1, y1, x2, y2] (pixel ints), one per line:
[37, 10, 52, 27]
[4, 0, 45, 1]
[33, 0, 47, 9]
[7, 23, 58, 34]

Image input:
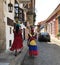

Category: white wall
[6, 26, 14, 50]
[4, 0, 14, 50]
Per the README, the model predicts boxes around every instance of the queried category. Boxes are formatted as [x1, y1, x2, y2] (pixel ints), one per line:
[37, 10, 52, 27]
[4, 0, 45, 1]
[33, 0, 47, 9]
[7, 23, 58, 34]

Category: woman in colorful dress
[10, 24, 23, 56]
[28, 26, 38, 57]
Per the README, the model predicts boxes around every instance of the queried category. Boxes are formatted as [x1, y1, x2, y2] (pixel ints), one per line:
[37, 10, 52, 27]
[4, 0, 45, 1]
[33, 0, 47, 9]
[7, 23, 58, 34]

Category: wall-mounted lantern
[8, 0, 13, 13]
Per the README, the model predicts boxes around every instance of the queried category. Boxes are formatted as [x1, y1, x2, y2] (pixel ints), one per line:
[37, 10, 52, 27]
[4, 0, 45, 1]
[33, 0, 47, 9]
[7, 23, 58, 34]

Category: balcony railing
[19, 0, 30, 3]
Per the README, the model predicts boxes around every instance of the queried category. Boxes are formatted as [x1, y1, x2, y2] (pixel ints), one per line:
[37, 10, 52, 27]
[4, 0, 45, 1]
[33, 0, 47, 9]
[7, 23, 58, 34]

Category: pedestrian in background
[25, 26, 29, 40]
[10, 24, 23, 56]
[28, 26, 38, 57]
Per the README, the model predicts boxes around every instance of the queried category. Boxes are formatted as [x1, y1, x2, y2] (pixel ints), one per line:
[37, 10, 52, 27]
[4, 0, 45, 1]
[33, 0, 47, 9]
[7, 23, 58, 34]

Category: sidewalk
[0, 40, 28, 65]
[51, 36, 60, 46]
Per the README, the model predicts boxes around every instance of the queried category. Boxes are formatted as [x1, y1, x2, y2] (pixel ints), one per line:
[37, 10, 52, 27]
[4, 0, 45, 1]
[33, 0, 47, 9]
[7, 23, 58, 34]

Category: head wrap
[16, 24, 20, 33]
[16, 24, 20, 28]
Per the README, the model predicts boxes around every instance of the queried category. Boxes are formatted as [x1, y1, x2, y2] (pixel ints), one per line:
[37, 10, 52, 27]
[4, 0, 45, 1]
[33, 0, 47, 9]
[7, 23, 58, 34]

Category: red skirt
[29, 45, 38, 56]
[10, 37, 23, 51]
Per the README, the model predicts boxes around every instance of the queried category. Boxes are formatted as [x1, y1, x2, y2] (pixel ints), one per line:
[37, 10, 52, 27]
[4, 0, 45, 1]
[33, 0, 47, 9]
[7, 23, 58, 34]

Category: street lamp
[8, 0, 13, 13]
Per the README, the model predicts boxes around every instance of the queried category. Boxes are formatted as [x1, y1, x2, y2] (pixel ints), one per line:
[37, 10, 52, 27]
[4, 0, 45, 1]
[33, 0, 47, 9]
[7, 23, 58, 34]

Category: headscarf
[30, 26, 34, 35]
[16, 24, 20, 33]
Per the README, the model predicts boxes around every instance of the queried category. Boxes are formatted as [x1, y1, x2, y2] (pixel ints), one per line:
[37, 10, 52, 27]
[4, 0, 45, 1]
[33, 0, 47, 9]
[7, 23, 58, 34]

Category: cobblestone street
[0, 0, 60, 65]
[21, 41, 60, 65]
[0, 40, 28, 65]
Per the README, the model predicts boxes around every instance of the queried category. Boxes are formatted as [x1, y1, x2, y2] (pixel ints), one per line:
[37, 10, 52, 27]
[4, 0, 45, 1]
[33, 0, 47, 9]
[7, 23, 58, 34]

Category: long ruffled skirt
[29, 45, 38, 56]
[10, 37, 23, 51]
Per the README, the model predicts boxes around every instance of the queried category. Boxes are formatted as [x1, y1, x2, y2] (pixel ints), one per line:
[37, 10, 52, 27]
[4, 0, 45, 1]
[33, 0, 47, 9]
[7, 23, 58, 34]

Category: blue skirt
[29, 45, 37, 51]
[28, 45, 38, 56]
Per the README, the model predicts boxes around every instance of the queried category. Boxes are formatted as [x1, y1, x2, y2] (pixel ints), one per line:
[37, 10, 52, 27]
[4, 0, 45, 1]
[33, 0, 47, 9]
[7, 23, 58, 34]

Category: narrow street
[0, 0, 60, 65]
[21, 41, 60, 65]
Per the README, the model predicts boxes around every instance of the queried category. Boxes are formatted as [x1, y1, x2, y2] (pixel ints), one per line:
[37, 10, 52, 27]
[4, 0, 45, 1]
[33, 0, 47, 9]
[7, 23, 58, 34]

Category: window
[9, 40, 12, 47]
[19, 8, 24, 21]
[51, 23, 52, 34]
[58, 16, 60, 32]
[10, 27, 12, 34]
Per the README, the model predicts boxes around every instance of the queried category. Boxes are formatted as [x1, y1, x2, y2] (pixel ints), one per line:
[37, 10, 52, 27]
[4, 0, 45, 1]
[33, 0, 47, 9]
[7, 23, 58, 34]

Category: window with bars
[19, 8, 24, 21]
[58, 16, 60, 32]
[9, 40, 12, 47]
[14, 0, 19, 19]
[10, 27, 12, 34]
[50, 23, 52, 34]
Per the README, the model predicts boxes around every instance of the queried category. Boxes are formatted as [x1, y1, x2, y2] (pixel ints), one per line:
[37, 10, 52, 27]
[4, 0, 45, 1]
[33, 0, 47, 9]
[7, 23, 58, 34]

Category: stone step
[0, 62, 10, 65]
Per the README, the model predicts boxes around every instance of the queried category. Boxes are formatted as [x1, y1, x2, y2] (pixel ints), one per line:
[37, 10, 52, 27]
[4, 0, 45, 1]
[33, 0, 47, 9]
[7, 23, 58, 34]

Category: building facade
[3, 0, 15, 51]
[45, 4, 60, 38]
[0, 0, 6, 52]
[18, 0, 36, 40]
[0, 0, 36, 52]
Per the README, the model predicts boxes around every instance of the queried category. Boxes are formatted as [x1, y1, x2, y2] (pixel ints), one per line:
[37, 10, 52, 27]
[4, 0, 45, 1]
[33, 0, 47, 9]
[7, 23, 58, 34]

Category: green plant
[57, 33, 60, 37]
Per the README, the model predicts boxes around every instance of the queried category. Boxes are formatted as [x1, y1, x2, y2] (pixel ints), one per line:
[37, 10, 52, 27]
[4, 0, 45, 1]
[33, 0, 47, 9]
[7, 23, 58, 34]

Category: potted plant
[57, 33, 60, 39]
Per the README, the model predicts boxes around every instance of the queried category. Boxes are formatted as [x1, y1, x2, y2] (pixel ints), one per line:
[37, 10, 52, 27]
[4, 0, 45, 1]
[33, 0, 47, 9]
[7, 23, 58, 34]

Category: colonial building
[0, 0, 23, 52]
[37, 21, 45, 33]
[0, 0, 14, 52]
[45, 4, 60, 38]
[18, 0, 36, 40]
[0, 0, 6, 52]
[0, 0, 36, 52]
[26, 0, 36, 25]
[3, 0, 15, 51]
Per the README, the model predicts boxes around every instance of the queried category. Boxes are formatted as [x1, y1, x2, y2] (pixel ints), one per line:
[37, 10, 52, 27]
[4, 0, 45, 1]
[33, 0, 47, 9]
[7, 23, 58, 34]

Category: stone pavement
[51, 36, 60, 46]
[0, 63, 9, 65]
[21, 41, 60, 65]
[0, 40, 28, 65]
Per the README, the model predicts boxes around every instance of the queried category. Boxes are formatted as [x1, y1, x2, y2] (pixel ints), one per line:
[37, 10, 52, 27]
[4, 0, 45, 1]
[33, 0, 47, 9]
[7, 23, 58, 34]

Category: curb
[9, 46, 28, 65]
[51, 37, 60, 46]
[0, 40, 28, 65]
